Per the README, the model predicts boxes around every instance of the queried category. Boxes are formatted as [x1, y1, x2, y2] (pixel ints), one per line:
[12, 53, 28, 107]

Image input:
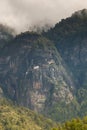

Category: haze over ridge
[0, 0, 87, 33]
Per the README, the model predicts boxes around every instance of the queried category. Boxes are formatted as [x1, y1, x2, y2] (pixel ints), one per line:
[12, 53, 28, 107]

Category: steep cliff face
[0, 32, 76, 121]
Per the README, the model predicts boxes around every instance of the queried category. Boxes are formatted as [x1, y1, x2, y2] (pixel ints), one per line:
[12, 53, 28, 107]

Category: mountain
[0, 32, 78, 121]
[0, 98, 56, 130]
[0, 9, 87, 122]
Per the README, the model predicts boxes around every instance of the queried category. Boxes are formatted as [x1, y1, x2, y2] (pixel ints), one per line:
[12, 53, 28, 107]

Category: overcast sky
[0, 0, 87, 33]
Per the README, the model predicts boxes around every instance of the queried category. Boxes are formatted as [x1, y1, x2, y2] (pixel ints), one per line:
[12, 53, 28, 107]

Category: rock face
[0, 32, 76, 120]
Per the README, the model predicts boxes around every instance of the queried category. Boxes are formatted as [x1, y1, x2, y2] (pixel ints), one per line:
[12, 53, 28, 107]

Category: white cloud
[0, 0, 87, 33]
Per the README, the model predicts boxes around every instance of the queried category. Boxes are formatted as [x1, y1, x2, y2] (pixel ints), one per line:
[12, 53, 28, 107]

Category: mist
[0, 0, 87, 33]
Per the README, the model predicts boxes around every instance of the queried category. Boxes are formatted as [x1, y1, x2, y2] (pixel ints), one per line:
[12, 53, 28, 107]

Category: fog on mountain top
[0, 0, 87, 33]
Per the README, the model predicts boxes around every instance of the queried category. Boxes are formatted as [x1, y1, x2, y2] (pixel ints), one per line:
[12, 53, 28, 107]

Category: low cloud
[0, 0, 87, 33]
